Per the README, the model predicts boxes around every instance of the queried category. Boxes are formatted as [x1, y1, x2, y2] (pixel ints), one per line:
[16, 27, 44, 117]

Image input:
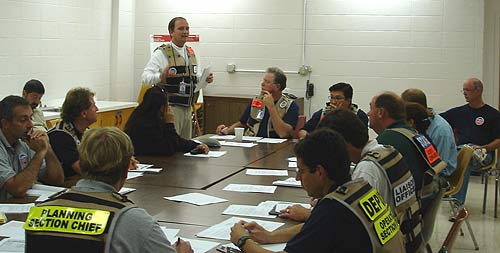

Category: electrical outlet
[227, 63, 236, 73]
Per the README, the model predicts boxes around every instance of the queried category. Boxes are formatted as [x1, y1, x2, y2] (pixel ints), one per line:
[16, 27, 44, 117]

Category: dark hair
[168, 17, 187, 33]
[23, 79, 45, 94]
[124, 86, 167, 136]
[401, 89, 427, 108]
[0, 95, 30, 123]
[318, 108, 368, 149]
[329, 82, 353, 100]
[294, 128, 351, 184]
[266, 67, 287, 90]
[61, 87, 95, 123]
[405, 102, 432, 134]
[374, 92, 406, 121]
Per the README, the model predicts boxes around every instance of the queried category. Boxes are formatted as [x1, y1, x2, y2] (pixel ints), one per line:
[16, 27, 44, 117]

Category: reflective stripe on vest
[322, 179, 406, 253]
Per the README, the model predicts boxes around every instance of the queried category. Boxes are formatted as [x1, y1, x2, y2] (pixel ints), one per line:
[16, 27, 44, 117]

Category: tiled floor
[427, 173, 500, 253]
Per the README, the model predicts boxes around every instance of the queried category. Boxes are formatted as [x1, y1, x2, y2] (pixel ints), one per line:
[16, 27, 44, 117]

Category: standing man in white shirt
[142, 17, 213, 139]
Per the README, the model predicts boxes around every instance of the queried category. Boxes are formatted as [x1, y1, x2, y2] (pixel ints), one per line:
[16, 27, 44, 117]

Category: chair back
[445, 145, 474, 196]
[438, 207, 469, 253]
[293, 115, 307, 139]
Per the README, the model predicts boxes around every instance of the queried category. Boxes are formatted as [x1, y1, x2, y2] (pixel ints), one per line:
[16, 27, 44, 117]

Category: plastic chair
[293, 115, 306, 139]
[481, 150, 498, 217]
[438, 207, 469, 253]
[442, 145, 479, 251]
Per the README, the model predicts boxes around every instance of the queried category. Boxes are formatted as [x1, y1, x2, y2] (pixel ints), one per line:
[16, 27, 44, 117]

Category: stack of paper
[184, 151, 227, 158]
[26, 184, 67, 202]
[118, 187, 136, 195]
[196, 217, 284, 240]
[210, 135, 235, 140]
[272, 177, 302, 188]
[160, 227, 180, 243]
[223, 184, 277, 194]
[164, 193, 228, 206]
[257, 138, 287, 144]
[0, 204, 35, 214]
[174, 237, 219, 253]
[219, 141, 257, 148]
[245, 169, 288, 176]
[133, 163, 163, 173]
[223, 242, 287, 252]
[222, 204, 276, 219]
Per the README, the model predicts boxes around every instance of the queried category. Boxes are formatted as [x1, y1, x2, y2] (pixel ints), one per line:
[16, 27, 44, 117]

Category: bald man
[440, 78, 500, 205]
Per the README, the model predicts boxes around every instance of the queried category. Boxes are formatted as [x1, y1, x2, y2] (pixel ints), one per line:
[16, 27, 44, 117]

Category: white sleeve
[141, 49, 168, 85]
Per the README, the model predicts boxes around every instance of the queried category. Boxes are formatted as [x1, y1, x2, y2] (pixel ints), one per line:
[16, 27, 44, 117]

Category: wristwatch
[235, 235, 251, 249]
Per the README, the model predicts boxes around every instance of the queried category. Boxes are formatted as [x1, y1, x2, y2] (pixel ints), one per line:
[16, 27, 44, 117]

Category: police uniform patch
[475, 117, 484, 126]
[279, 100, 288, 109]
[18, 153, 28, 167]
[168, 67, 177, 76]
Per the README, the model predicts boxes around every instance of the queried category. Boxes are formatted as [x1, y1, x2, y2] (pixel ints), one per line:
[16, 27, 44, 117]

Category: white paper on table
[174, 236, 219, 253]
[27, 184, 67, 198]
[245, 169, 288, 176]
[197, 216, 284, 240]
[118, 187, 136, 195]
[257, 138, 287, 144]
[184, 151, 227, 158]
[126, 171, 144, 180]
[219, 141, 257, 148]
[194, 66, 212, 93]
[209, 135, 236, 140]
[223, 242, 286, 252]
[287, 157, 297, 162]
[242, 136, 263, 141]
[160, 227, 180, 243]
[274, 203, 311, 212]
[164, 193, 228, 206]
[222, 204, 276, 219]
[0, 203, 34, 214]
[272, 177, 302, 188]
[222, 184, 276, 194]
[0, 221, 25, 239]
[133, 167, 163, 173]
[288, 161, 297, 168]
[136, 163, 153, 170]
[0, 238, 24, 252]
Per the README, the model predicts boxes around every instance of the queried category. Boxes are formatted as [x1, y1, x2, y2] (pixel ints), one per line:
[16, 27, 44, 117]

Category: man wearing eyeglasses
[297, 82, 368, 139]
[440, 77, 500, 206]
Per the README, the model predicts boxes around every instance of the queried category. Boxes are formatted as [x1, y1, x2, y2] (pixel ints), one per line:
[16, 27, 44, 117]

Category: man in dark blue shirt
[297, 82, 368, 139]
[441, 78, 500, 205]
[216, 67, 298, 138]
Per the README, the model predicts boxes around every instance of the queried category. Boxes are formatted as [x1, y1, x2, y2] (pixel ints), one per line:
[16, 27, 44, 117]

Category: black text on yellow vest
[387, 128, 447, 199]
[245, 94, 293, 137]
[362, 146, 424, 253]
[322, 179, 406, 253]
[24, 190, 135, 253]
[157, 43, 198, 106]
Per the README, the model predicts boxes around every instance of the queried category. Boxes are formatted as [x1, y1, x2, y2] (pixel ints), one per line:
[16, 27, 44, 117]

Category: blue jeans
[453, 147, 494, 205]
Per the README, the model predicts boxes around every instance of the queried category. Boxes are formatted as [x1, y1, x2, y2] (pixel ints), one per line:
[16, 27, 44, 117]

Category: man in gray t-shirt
[0, 96, 63, 201]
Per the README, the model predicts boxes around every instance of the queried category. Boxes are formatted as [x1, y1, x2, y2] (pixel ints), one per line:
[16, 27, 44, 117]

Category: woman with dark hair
[405, 102, 433, 134]
[124, 86, 208, 156]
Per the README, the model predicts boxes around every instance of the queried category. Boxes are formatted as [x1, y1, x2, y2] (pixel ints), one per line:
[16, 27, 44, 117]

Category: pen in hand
[177, 237, 181, 246]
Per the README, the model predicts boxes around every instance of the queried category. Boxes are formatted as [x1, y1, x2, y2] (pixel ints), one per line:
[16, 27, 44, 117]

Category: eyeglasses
[328, 95, 345, 101]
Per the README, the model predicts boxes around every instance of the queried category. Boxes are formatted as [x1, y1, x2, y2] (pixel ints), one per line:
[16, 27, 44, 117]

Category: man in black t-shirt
[441, 77, 500, 205]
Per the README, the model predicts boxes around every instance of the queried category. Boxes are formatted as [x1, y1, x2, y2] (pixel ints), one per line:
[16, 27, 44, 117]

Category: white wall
[0, 0, 112, 101]
[483, 0, 500, 109]
[134, 0, 486, 117]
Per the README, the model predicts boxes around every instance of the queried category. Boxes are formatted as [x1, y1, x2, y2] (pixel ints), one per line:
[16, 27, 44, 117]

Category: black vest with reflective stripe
[322, 179, 406, 253]
[156, 44, 198, 106]
[25, 190, 134, 253]
[361, 146, 424, 253]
